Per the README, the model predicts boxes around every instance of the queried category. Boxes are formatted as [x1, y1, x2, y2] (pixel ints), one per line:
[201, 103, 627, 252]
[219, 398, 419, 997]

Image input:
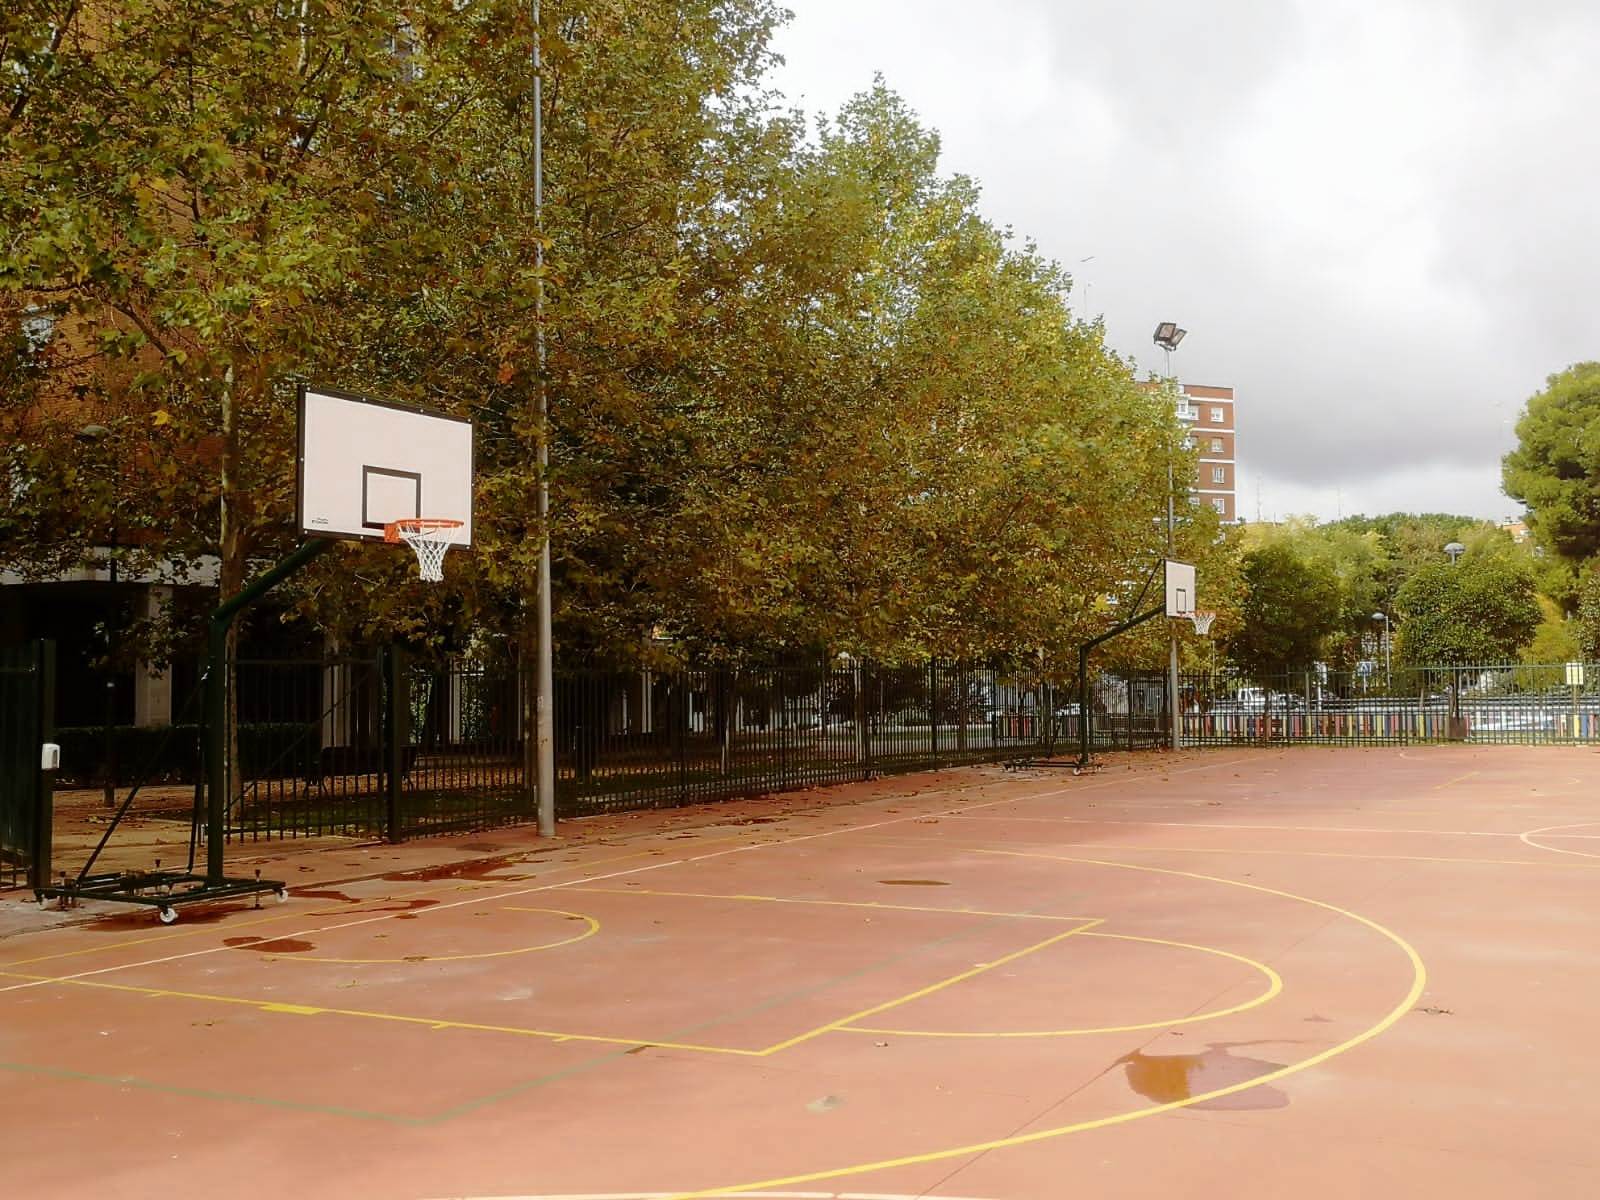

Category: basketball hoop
[385, 518, 462, 582]
[1189, 611, 1216, 636]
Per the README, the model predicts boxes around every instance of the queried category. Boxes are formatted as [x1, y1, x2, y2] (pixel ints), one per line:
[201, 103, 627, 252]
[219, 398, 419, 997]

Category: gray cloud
[771, 0, 1600, 520]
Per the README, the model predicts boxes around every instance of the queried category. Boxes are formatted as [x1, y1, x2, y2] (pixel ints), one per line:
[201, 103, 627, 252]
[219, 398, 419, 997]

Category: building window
[1210, 407, 1224, 423]
[1212, 498, 1226, 514]
[1182, 436, 1194, 449]
[1212, 466, 1226, 483]
[1210, 437, 1223, 453]
[20, 306, 55, 352]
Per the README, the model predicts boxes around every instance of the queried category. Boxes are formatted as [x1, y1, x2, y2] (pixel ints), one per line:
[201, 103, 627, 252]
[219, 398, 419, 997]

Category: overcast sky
[768, 0, 1600, 524]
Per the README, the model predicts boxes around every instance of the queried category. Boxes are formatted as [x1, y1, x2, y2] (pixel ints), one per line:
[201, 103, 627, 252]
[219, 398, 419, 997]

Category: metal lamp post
[1372, 611, 1390, 684]
[76, 424, 117, 807]
[1153, 322, 1188, 750]
[1444, 543, 1466, 735]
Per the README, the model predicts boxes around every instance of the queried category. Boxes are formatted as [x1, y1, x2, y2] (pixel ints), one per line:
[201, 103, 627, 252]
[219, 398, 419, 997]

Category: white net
[1190, 611, 1216, 636]
[388, 519, 460, 582]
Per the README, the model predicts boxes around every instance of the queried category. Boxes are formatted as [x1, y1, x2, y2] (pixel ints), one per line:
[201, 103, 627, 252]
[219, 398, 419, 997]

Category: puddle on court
[356, 898, 439, 913]
[1119, 1044, 1289, 1111]
[84, 906, 239, 931]
[223, 936, 316, 954]
[877, 879, 950, 887]
[381, 860, 532, 883]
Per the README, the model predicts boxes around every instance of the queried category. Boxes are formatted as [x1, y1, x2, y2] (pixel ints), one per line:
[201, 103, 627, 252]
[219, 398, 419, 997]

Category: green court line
[0, 1059, 424, 1125]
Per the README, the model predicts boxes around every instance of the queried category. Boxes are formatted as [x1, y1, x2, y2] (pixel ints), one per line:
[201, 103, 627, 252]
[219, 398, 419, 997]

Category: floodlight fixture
[1153, 322, 1187, 352]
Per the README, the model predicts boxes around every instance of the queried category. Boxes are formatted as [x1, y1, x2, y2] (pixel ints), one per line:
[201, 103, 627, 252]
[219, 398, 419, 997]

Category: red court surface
[5, 745, 1600, 1198]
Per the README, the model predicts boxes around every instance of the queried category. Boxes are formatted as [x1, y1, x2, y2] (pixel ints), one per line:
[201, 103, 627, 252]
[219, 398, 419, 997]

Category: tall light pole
[1153, 322, 1187, 750]
[1372, 611, 1390, 683]
[533, 0, 555, 837]
[1443, 542, 1466, 734]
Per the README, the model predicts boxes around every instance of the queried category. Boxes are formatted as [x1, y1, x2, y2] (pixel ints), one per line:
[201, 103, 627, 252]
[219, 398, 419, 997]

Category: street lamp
[76, 423, 118, 808]
[1152, 322, 1187, 378]
[1372, 611, 1390, 683]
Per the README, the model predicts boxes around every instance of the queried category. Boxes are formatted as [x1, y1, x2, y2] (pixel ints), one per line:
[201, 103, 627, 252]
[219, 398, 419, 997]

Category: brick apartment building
[1175, 384, 1237, 523]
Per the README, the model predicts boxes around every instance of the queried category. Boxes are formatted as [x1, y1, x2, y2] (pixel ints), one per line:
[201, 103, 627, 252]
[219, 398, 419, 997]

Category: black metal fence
[219, 656, 1076, 840]
[1181, 663, 1600, 746]
[1, 642, 54, 889]
[17, 648, 1598, 870]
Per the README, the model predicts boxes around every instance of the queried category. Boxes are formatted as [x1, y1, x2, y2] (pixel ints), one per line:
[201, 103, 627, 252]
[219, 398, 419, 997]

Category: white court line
[1519, 821, 1600, 860]
[428, 1193, 998, 1199]
[947, 814, 1600, 840]
[0, 756, 1254, 996]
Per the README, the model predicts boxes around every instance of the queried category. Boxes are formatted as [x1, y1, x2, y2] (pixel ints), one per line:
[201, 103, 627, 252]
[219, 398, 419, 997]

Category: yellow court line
[0, 844, 669, 972]
[843, 931, 1282, 1039]
[247, 909, 600, 965]
[0, 967, 765, 1057]
[0, 922, 1105, 1061]
[754, 920, 1103, 1056]
[661, 849, 1428, 1200]
[568, 885, 1094, 925]
[0, 758, 1256, 991]
[1433, 770, 1481, 790]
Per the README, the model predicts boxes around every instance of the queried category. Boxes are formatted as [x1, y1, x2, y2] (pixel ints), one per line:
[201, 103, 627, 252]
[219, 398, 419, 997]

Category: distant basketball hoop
[1189, 611, 1216, 636]
[385, 518, 463, 582]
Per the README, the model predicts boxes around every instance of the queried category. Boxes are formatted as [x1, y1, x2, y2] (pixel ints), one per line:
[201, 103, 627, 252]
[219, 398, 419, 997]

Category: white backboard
[1165, 559, 1196, 617]
[298, 386, 473, 545]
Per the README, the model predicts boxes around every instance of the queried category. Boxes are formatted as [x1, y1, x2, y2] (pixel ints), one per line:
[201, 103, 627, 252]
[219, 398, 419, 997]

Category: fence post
[382, 647, 405, 843]
[855, 660, 870, 776]
[30, 640, 56, 893]
[929, 661, 940, 765]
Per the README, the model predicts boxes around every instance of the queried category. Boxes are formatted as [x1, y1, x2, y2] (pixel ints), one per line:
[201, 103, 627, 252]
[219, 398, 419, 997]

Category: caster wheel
[158, 906, 178, 925]
[275, 888, 289, 904]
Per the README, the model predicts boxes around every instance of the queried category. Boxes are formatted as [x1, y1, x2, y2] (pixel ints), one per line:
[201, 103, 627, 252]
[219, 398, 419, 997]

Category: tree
[1394, 553, 1541, 665]
[1225, 541, 1340, 680]
[1503, 363, 1600, 567]
[3, 6, 1189, 676]
[1577, 563, 1600, 660]
[1521, 596, 1581, 665]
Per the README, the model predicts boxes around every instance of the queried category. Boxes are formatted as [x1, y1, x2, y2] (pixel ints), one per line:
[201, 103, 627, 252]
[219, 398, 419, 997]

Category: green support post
[1077, 606, 1164, 768]
[204, 539, 333, 883]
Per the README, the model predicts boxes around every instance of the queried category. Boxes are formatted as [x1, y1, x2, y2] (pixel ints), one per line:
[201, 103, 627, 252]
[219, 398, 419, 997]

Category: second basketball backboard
[1165, 560, 1196, 617]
